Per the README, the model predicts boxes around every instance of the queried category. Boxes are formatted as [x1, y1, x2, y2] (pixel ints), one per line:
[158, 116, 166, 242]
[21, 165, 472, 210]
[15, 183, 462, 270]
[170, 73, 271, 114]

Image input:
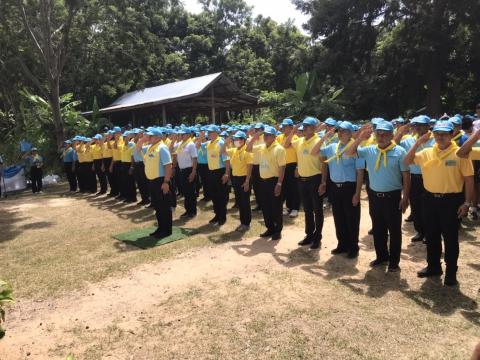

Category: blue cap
[281, 118, 294, 127]
[113, 126, 122, 133]
[94, 134, 103, 140]
[254, 123, 264, 130]
[208, 125, 221, 133]
[84, 137, 92, 142]
[338, 121, 354, 132]
[371, 117, 385, 126]
[411, 115, 430, 125]
[64, 140, 72, 144]
[448, 116, 462, 126]
[145, 128, 163, 136]
[122, 131, 132, 137]
[298, 125, 304, 131]
[429, 118, 437, 125]
[392, 117, 406, 124]
[263, 126, 277, 136]
[375, 121, 394, 132]
[325, 117, 337, 127]
[352, 124, 360, 131]
[31, 147, 38, 151]
[232, 131, 247, 140]
[433, 121, 454, 132]
[303, 117, 318, 126]
[220, 131, 229, 137]
[107, 130, 115, 135]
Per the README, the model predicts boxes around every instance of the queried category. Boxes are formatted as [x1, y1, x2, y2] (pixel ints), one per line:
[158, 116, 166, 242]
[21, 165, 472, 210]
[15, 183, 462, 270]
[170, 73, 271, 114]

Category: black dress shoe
[260, 230, 274, 238]
[368, 229, 374, 235]
[370, 259, 389, 267]
[253, 206, 262, 212]
[444, 274, 458, 286]
[331, 248, 348, 255]
[154, 231, 172, 239]
[298, 237, 313, 246]
[388, 265, 401, 273]
[309, 242, 320, 250]
[149, 229, 162, 237]
[271, 233, 281, 241]
[405, 215, 413, 223]
[411, 233, 424, 242]
[187, 213, 197, 218]
[417, 267, 443, 278]
[180, 212, 190, 218]
[217, 219, 226, 226]
[209, 217, 219, 224]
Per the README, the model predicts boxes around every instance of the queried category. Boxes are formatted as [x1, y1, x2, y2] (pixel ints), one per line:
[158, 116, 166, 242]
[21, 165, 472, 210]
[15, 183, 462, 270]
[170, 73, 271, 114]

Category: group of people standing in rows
[55, 107, 480, 287]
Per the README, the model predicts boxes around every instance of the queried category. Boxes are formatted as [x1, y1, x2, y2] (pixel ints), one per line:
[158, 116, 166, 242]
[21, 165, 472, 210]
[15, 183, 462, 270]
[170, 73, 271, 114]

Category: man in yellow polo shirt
[120, 131, 137, 203]
[92, 134, 107, 195]
[404, 121, 474, 286]
[137, 128, 173, 239]
[82, 137, 97, 193]
[284, 117, 326, 250]
[247, 125, 286, 240]
[277, 118, 300, 218]
[110, 126, 124, 197]
[223, 130, 253, 232]
[74, 137, 86, 193]
[102, 130, 114, 195]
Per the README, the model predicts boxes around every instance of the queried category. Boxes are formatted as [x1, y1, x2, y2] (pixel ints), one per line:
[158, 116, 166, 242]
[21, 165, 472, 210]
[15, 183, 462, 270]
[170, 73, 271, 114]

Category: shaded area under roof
[82, 73, 259, 123]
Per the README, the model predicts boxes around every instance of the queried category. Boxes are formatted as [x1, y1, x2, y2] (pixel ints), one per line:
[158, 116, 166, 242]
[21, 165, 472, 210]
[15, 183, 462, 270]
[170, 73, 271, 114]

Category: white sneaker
[289, 210, 299, 218]
[283, 208, 290, 216]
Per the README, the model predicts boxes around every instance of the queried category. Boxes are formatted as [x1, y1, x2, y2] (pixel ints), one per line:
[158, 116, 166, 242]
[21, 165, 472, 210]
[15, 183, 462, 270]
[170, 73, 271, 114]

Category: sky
[182, 0, 310, 33]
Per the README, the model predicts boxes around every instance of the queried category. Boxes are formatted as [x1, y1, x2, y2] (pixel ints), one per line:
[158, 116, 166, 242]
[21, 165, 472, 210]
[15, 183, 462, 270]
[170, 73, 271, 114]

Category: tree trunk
[50, 77, 65, 150]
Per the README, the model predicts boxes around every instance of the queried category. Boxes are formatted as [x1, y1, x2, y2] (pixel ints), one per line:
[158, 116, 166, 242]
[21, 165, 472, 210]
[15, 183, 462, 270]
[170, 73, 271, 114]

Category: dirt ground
[0, 184, 479, 359]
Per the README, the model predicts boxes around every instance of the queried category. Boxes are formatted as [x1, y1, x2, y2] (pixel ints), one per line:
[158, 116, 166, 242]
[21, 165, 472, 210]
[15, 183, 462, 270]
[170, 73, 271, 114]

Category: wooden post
[131, 111, 136, 127]
[162, 105, 166, 126]
[252, 108, 257, 122]
[211, 87, 216, 124]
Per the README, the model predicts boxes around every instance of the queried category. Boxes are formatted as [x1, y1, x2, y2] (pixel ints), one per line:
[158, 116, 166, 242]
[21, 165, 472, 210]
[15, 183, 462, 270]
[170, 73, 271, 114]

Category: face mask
[234, 140, 242, 148]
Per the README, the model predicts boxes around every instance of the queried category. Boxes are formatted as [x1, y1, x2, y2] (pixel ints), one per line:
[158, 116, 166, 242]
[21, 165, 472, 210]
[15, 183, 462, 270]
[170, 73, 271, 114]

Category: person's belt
[299, 174, 321, 182]
[411, 173, 423, 178]
[370, 189, 401, 198]
[425, 191, 462, 199]
[332, 181, 356, 188]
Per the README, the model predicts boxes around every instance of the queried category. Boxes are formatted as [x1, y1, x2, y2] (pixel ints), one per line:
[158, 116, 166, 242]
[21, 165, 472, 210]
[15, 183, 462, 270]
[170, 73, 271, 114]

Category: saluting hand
[416, 131, 432, 146]
[359, 124, 373, 141]
[397, 123, 411, 136]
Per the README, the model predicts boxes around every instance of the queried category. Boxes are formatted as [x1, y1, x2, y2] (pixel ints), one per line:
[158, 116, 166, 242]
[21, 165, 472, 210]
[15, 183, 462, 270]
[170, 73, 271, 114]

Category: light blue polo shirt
[321, 143, 365, 183]
[197, 145, 208, 164]
[63, 147, 75, 162]
[399, 136, 435, 175]
[158, 144, 172, 177]
[357, 144, 409, 192]
[133, 147, 144, 163]
[73, 149, 78, 161]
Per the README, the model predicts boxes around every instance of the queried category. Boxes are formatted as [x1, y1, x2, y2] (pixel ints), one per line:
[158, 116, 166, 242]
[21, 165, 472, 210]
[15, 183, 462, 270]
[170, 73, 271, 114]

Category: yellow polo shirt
[91, 144, 103, 160]
[253, 141, 286, 179]
[112, 139, 124, 161]
[415, 145, 473, 193]
[83, 145, 93, 162]
[226, 145, 253, 177]
[277, 133, 298, 164]
[291, 135, 323, 177]
[250, 135, 264, 165]
[102, 141, 113, 158]
[121, 141, 135, 163]
[76, 144, 85, 163]
[206, 137, 226, 170]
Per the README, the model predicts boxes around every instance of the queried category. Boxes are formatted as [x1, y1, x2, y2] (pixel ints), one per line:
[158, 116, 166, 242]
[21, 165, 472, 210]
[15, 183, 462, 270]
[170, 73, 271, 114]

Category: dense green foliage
[0, 280, 14, 339]
[0, 0, 479, 166]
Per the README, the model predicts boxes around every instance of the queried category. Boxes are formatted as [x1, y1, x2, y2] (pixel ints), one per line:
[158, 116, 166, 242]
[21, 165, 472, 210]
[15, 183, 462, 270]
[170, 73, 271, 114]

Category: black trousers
[179, 167, 197, 215]
[208, 168, 229, 222]
[330, 182, 360, 253]
[103, 157, 113, 194]
[94, 159, 107, 193]
[175, 165, 182, 196]
[149, 177, 172, 235]
[299, 175, 324, 244]
[64, 162, 77, 191]
[365, 171, 374, 226]
[74, 161, 82, 192]
[424, 192, 463, 272]
[283, 163, 300, 211]
[197, 163, 210, 200]
[410, 174, 425, 235]
[251, 165, 262, 209]
[77, 161, 86, 192]
[121, 162, 136, 201]
[111, 161, 122, 196]
[232, 175, 252, 226]
[30, 166, 43, 193]
[260, 177, 283, 233]
[82, 162, 97, 193]
[370, 189, 402, 267]
[133, 162, 150, 203]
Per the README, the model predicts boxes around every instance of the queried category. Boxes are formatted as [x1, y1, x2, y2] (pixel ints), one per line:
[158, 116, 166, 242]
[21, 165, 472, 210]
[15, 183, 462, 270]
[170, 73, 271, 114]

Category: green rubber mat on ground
[113, 226, 197, 249]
